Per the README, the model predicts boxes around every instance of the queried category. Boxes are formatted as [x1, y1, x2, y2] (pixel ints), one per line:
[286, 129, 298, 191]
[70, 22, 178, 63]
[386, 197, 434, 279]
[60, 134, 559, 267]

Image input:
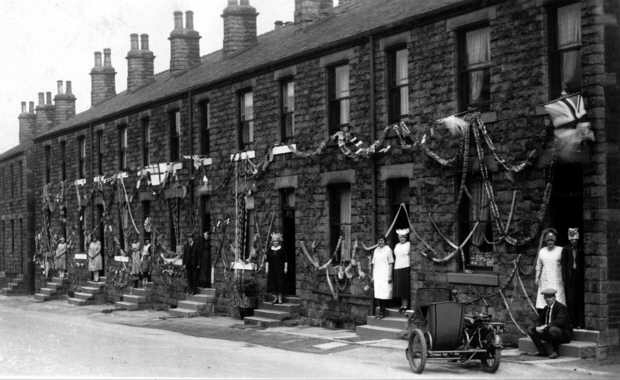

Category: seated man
[528, 288, 573, 359]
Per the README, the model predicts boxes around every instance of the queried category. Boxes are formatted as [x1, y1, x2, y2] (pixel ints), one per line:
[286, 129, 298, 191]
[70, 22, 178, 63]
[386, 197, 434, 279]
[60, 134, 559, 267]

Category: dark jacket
[537, 301, 573, 338]
[561, 246, 577, 285]
[183, 242, 197, 267]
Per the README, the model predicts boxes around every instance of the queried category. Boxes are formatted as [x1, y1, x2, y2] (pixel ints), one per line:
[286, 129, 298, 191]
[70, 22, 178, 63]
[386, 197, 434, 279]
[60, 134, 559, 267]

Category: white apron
[372, 245, 394, 300]
[535, 246, 566, 308]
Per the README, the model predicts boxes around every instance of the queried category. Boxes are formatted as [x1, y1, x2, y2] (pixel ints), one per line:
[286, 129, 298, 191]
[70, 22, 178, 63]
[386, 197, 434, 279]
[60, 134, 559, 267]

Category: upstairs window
[78, 136, 86, 179]
[17, 161, 22, 197]
[328, 64, 350, 133]
[9, 164, 14, 198]
[60, 141, 66, 180]
[239, 90, 254, 149]
[118, 126, 128, 171]
[96, 131, 104, 175]
[44, 145, 51, 183]
[199, 101, 210, 155]
[169, 110, 181, 161]
[550, 3, 582, 96]
[280, 79, 295, 142]
[459, 26, 491, 111]
[387, 48, 410, 123]
[142, 118, 150, 166]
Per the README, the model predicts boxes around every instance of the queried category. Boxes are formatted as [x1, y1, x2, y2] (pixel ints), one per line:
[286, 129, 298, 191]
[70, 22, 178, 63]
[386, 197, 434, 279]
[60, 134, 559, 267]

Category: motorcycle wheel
[480, 331, 501, 373]
[406, 328, 427, 374]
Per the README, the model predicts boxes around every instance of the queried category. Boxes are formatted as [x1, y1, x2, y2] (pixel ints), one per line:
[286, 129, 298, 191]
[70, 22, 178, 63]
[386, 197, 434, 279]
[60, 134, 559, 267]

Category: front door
[281, 188, 296, 295]
[550, 163, 584, 327]
[96, 204, 105, 274]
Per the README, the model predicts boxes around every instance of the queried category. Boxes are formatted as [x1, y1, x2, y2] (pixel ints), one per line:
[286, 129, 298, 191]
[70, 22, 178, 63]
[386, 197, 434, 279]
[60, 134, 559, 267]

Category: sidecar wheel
[406, 328, 427, 374]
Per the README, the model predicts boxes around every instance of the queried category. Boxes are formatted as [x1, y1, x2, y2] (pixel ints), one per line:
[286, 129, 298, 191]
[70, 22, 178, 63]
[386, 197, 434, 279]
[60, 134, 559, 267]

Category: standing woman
[393, 229, 411, 313]
[140, 238, 152, 287]
[535, 228, 566, 309]
[55, 237, 68, 280]
[371, 236, 394, 319]
[266, 232, 287, 304]
[88, 234, 102, 282]
[130, 241, 142, 288]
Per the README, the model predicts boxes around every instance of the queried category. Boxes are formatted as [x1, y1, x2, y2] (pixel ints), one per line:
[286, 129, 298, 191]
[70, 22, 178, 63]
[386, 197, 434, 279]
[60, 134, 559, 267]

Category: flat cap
[541, 288, 557, 296]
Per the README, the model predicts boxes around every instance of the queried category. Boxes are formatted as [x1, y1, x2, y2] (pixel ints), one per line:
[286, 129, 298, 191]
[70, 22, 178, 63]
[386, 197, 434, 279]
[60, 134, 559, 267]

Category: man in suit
[528, 288, 573, 359]
[183, 233, 198, 294]
[197, 231, 212, 288]
[562, 228, 584, 328]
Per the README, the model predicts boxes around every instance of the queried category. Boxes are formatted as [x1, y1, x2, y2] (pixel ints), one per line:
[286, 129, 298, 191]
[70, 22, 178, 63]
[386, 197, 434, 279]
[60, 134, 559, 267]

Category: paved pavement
[0, 295, 618, 379]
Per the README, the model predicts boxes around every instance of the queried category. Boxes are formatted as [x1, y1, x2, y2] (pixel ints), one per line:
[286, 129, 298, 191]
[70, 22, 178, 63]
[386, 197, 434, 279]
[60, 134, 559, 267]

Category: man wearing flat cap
[528, 288, 573, 359]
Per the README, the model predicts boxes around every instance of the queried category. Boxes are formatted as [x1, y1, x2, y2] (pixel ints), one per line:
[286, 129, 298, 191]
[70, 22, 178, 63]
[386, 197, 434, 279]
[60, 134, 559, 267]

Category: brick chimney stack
[294, 0, 332, 23]
[35, 91, 56, 132]
[90, 49, 117, 106]
[53, 80, 76, 126]
[222, 0, 258, 58]
[127, 33, 155, 92]
[169, 10, 201, 73]
[18, 100, 36, 143]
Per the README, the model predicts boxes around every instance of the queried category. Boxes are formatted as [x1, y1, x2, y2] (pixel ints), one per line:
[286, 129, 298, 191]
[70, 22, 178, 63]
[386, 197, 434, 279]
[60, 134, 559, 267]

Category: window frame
[548, 2, 582, 97]
[141, 118, 150, 166]
[60, 140, 66, 181]
[328, 63, 351, 134]
[78, 136, 86, 179]
[238, 89, 255, 149]
[169, 110, 181, 162]
[96, 130, 104, 175]
[118, 125, 128, 171]
[199, 101, 210, 155]
[280, 78, 295, 142]
[457, 23, 492, 112]
[44, 145, 51, 183]
[386, 46, 410, 123]
[328, 183, 352, 263]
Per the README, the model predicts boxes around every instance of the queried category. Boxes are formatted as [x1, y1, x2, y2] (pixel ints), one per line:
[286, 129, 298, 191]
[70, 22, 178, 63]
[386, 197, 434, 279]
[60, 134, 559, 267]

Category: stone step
[46, 282, 62, 290]
[253, 309, 292, 321]
[258, 302, 300, 313]
[197, 287, 216, 296]
[122, 294, 146, 304]
[130, 287, 150, 296]
[366, 316, 409, 330]
[518, 337, 597, 358]
[189, 294, 216, 303]
[80, 286, 103, 294]
[86, 281, 105, 288]
[573, 329, 600, 343]
[34, 293, 50, 302]
[356, 324, 407, 340]
[74, 292, 94, 300]
[243, 316, 282, 328]
[169, 308, 200, 318]
[374, 307, 410, 318]
[68, 297, 89, 306]
[41, 287, 57, 296]
[115, 301, 139, 311]
[177, 300, 213, 313]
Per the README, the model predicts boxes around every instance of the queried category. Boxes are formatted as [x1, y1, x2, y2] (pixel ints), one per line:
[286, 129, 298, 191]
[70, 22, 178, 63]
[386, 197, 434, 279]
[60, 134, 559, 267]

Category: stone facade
[0, 0, 617, 351]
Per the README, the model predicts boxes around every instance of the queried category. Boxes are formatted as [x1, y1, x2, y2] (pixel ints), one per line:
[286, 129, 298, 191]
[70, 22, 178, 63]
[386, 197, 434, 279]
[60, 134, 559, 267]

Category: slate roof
[0, 143, 26, 161]
[36, 0, 466, 140]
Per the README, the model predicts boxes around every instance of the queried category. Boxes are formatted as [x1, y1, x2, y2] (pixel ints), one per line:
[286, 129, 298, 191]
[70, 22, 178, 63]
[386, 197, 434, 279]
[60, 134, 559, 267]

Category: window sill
[230, 150, 256, 161]
[74, 253, 87, 260]
[272, 144, 296, 156]
[447, 272, 498, 286]
[74, 178, 87, 186]
[114, 256, 129, 263]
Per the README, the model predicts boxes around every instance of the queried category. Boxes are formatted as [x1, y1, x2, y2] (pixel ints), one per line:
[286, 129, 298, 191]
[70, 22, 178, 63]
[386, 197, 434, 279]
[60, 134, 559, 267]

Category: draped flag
[544, 93, 586, 128]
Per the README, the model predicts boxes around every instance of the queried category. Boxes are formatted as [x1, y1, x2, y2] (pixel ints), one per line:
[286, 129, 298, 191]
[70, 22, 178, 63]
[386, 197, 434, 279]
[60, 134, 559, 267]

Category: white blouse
[394, 241, 411, 269]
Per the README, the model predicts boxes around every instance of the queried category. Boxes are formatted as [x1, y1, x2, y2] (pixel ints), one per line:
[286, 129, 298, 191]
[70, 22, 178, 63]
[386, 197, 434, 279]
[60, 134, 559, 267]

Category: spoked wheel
[406, 328, 427, 374]
[480, 332, 501, 373]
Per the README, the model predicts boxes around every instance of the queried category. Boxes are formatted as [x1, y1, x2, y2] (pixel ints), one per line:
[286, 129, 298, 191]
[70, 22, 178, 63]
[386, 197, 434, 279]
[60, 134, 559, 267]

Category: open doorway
[281, 188, 296, 295]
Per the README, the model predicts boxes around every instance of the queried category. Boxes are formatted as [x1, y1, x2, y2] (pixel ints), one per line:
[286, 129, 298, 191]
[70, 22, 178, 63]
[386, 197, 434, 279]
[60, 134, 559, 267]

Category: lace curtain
[466, 27, 490, 104]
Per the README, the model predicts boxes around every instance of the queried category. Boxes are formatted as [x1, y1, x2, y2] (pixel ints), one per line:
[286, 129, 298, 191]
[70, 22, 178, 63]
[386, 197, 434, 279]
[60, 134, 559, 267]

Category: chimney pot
[66, 81, 72, 95]
[174, 11, 183, 30]
[29, 101, 34, 113]
[185, 11, 194, 30]
[57, 80, 64, 95]
[46, 92, 52, 105]
[130, 33, 139, 50]
[94, 51, 102, 68]
[227, 0, 237, 5]
[38, 92, 44, 105]
[103, 48, 112, 67]
[240, 0, 250, 5]
[21, 101, 27, 113]
[140, 34, 149, 50]
[222, 0, 258, 57]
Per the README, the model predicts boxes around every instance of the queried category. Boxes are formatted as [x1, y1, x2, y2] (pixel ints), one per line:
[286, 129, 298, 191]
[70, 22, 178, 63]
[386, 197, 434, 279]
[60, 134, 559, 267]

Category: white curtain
[466, 27, 490, 104]
[335, 65, 350, 125]
[558, 3, 581, 47]
[339, 187, 352, 261]
[396, 49, 409, 116]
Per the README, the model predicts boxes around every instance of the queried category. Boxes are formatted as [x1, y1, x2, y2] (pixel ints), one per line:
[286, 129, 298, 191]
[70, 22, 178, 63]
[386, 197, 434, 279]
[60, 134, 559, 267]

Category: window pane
[399, 86, 409, 117]
[286, 81, 295, 111]
[335, 65, 350, 99]
[558, 3, 581, 47]
[469, 69, 490, 105]
[395, 49, 409, 85]
[339, 98, 350, 125]
[561, 49, 581, 91]
[248, 120, 254, 142]
[243, 92, 254, 120]
[466, 27, 490, 66]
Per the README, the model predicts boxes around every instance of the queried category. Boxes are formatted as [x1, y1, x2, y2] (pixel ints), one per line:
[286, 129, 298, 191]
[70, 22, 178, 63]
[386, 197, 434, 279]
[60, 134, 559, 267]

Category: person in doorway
[54, 237, 68, 280]
[88, 234, 102, 282]
[371, 236, 394, 319]
[183, 233, 198, 294]
[527, 288, 573, 359]
[266, 232, 287, 304]
[393, 229, 411, 313]
[140, 238, 152, 287]
[535, 229, 565, 309]
[197, 231, 212, 288]
[130, 241, 142, 288]
[562, 228, 583, 327]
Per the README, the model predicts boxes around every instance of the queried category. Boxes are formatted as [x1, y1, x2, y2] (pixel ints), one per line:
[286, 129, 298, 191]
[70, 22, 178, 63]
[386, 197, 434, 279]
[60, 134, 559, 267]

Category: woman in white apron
[371, 237, 394, 319]
[535, 229, 566, 309]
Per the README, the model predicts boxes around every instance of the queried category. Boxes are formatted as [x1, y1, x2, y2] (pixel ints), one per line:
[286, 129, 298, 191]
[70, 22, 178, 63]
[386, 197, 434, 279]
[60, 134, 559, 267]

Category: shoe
[526, 351, 546, 357]
[376, 314, 385, 320]
[549, 351, 559, 359]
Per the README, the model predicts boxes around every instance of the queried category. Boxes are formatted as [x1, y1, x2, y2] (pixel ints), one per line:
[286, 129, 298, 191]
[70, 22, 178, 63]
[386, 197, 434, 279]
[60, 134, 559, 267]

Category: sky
[0, 0, 297, 154]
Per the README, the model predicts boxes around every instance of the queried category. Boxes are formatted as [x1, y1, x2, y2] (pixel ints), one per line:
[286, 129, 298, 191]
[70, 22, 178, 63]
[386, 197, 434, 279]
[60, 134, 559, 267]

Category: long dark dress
[266, 246, 286, 294]
[561, 245, 584, 327]
[197, 237, 212, 288]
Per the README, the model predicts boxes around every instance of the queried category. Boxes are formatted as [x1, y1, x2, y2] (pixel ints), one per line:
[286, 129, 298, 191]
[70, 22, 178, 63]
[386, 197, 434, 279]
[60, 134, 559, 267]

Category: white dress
[535, 246, 566, 308]
[394, 242, 411, 269]
[372, 245, 394, 300]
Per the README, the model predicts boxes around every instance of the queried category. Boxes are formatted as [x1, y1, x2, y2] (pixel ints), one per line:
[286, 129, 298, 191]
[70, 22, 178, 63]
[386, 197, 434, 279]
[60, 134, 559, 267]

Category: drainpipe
[188, 90, 195, 222]
[369, 34, 378, 316]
